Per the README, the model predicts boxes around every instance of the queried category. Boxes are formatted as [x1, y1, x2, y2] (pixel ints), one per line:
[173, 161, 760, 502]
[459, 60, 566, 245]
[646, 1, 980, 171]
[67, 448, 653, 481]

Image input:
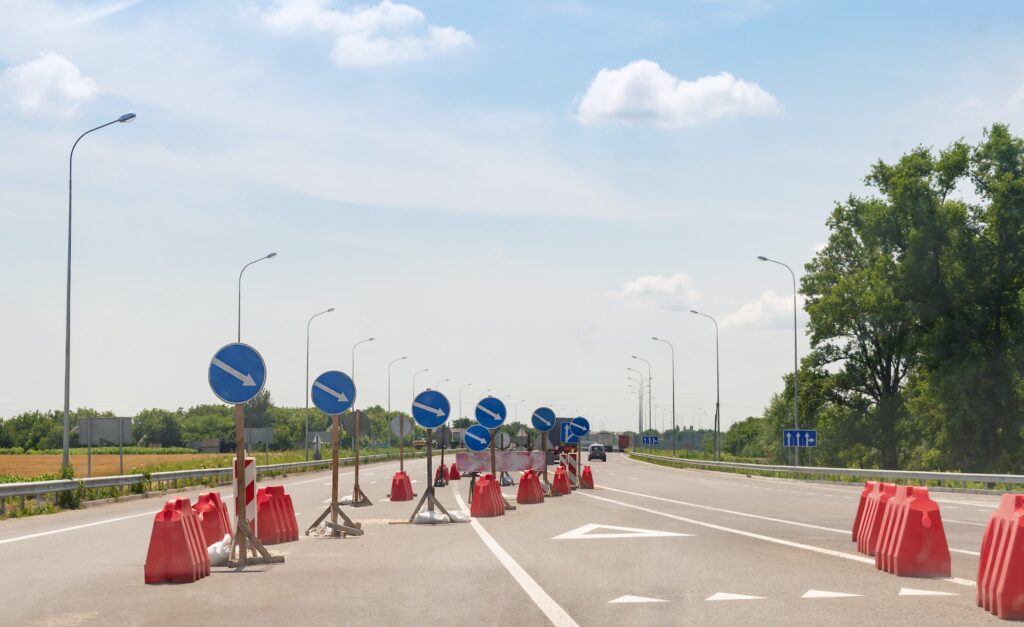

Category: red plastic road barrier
[977, 494, 1024, 619]
[389, 471, 414, 501]
[852, 481, 877, 542]
[516, 470, 544, 504]
[449, 463, 461, 480]
[856, 482, 896, 555]
[470, 474, 505, 517]
[193, 492, 232, 547]
[256, 486, 299, 545]
[268, 486, 298, 542]
[144, 497, 211, 584]
[441, 464, 451, 481]
[433, 465, 448, 487]
[580, 466, 595, 489]
[551, 465, 572, 496]
[874, 485, 950, 577]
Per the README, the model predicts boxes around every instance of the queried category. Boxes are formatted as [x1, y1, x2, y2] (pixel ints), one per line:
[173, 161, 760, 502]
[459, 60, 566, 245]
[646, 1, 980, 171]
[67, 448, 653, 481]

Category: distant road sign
[496, 432, 511, 450]
[783, 429, 817, 448]
[208, 343, 266, 404]
[642, 435, 660, 445]
[475, 397, 507, 430]
[389, 415, 414, 438]
[412, 390, 450, 429]
[433, 426, 453, 448]
[464, 424, 491, 451]
[341, 411, 370, 437]
[310, 371, 355, 416]
[569, 417, 590, 438]
[531, 407, 556, 432]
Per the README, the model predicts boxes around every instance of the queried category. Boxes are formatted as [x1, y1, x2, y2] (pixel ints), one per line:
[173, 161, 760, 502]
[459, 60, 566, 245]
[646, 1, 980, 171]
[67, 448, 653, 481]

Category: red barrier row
[390, 471, 415, 501]
[978, 494, 1024, 620]
[144, 497, 211, 584]
[854, 482, 896, 556]
[551, 465, 571, 496]
[470, 473, 506, 517]
[256, 486, 299, 545]
[580, 466, 595, 489]
[516, 469, 544, 504]
[852, 481, 950, 577]
[193, 491, 232, 547]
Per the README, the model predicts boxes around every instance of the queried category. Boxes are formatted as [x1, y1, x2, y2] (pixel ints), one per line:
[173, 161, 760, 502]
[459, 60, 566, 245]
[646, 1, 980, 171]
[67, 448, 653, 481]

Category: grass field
[0, 454, 229, 479]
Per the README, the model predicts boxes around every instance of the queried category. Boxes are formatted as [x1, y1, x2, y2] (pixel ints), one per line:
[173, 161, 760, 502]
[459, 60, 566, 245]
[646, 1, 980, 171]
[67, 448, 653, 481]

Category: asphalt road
[0, 452, 1004, 626]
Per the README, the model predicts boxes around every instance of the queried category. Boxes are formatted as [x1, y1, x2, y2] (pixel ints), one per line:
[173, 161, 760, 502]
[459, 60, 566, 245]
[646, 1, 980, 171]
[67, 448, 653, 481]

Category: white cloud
[608, 273, 701, 311]
[722, 290, 805, 328]
[1, 52, 97, 117]
[577, 59, 778, 129]
[257, 0, 471, 67]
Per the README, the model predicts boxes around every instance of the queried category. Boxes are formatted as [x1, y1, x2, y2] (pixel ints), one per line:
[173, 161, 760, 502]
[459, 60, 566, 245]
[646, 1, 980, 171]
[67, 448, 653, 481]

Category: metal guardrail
[629, 451, 1024, 487]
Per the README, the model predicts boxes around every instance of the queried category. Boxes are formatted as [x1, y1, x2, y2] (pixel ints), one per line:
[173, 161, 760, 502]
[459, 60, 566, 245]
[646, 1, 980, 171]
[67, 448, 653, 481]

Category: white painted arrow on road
[801, 590, 861, 599]
[609, 595, 667, 604]
[477, 404, 502, 422]
[313, 381, 348, 403]
[552, 523, 691, 540]
[212, 357, 256, 386]
[532, 412, 552, 427]
[706, 592, 764, 601]
[413, 401, 445, 417]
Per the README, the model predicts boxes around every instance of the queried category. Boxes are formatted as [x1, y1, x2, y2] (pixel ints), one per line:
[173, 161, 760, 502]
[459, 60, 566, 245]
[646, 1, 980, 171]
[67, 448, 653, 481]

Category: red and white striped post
[234, 455, 256, 531]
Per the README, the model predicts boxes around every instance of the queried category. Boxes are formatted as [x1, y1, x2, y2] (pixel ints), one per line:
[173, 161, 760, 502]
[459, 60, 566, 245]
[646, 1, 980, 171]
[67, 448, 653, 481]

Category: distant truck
[618, 434, 631, 452]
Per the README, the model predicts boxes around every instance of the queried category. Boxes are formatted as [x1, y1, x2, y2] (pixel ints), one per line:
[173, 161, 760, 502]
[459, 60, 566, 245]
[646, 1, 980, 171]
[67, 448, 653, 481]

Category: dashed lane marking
[802, 590, 861, 599]
[706, 592, 763, 601]
[609, 595, 667, 604]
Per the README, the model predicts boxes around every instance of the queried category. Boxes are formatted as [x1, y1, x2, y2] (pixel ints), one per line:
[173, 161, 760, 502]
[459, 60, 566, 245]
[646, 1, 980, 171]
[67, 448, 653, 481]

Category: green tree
[133, 408, 182, 447]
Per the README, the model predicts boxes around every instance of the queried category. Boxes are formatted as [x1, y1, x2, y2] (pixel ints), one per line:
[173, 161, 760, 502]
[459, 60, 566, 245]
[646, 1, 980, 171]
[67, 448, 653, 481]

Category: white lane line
[706, 592, 764, 601]
[452, 487, 578, 627]
[0, 510, 158, 545]
[950, 548, 981, 556]
[945, 518, 986, 527]
[580, 491, 976, 588]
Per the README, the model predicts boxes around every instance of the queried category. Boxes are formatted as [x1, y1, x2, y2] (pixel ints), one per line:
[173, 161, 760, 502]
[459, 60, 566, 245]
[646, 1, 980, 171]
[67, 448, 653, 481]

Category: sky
[2, 0, 1024, 434]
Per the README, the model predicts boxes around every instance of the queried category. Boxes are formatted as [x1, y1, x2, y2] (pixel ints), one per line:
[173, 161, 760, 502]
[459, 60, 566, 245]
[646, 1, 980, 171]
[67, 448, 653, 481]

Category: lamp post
[758, 255, 800, 465]
[62, 112, 136, 470]
[627, 367, 645, 451]
[632, 356, 653, 449]
[514, 400, 525, 421]
[412, 368, 429, 440]
[387, 356, 407, 449]
[690, 310, 721, 461]
[305, 307, 335, 461]
[351, 337, 375, 385]
[238, 252, 277, 343]
[459, 383, 473, 421]
[651, 337, 676, 457]
[434, 378, 450, 390]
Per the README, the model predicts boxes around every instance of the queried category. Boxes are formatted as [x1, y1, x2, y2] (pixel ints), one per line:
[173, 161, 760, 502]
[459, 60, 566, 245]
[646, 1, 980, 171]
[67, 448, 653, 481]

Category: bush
[55, 464, 83, 510]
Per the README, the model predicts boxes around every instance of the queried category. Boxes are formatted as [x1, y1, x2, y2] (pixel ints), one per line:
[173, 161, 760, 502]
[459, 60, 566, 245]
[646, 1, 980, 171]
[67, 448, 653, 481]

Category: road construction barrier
[516, 469, 545, 504]
[856, 482, 896, 555]
[852, 481, 877, 541]
[470, 473, 506, 517]
[434, 465, 448, 488]
[449, 463, 461, 480]
[256, 486, 299, 545]
[389, 471, 414, 501]
[580, 465, 594, 489]
[144, 497, 211, 584]
[551, 465, 571, 496]
[456, 451, 544, 473]
[193, 492, 232, 547]
[874, 485, 950, 577]
[977, 494, 1024, 619]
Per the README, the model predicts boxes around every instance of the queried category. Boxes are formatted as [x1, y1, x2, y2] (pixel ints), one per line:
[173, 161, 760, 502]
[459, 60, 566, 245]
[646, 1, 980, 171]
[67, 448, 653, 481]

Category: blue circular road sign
[412, 389, 450, 429]
[475, 396, 506, 430]
[464, 424, 491, 452]
[208, 343, 266, 405]
[531, 407, 556, 432]
[569, 416, 591, 438]
[311, 371, 356, 416]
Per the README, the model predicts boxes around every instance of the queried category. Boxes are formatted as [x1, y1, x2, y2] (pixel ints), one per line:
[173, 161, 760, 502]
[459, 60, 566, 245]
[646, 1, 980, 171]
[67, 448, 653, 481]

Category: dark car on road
[587, 443, 607, 462]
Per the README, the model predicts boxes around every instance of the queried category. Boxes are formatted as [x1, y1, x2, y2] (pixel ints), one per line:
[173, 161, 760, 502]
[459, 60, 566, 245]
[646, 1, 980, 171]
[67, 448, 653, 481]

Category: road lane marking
[899, 588, 958, 597]
[945, 518, 986, 527]
[552, 523, 690, 540]
[950, 548, 981, 556]
[706, 592, 764, 601]
[452, 487, 578, 627]
[802, 590, 861, 599]
[0, 510, 158, 545]
[609, 595, 667, 604]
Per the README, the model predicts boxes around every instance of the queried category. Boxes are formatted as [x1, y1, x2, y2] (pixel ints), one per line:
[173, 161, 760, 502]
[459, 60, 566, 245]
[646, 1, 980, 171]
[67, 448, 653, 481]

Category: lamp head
[266, 252, 278, 259]
[118, 112, 136, 123]
[327, 307, 335, 312]
[757, 255, 768, 261]
[690, 309, 699, 314]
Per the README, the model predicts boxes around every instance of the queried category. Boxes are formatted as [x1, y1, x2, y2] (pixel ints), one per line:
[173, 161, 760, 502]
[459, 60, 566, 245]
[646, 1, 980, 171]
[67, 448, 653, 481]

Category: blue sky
[2, 0, 1023, 433]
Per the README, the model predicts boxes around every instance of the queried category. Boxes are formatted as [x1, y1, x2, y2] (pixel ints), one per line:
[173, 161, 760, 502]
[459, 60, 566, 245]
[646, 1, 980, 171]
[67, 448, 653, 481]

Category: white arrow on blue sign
[531, 407, 556, 432]
[310, 370, 355, 416]
[208, 343, 266, 405]
[560, 421, 578, 444]
[464, 424, 491, 451]
[475, 396, 507, 430]
[569, 416, 590, 438]
[783, 429, 817, 448]
[412, 389, 450, 429]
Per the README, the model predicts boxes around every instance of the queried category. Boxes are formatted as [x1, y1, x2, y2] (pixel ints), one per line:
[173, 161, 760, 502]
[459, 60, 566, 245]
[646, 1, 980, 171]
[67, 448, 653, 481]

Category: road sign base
[407, 486, 451, 522]
[307, 502, 364, 538]
[350, 485, 373, 508]
[228, 518, 285, 567]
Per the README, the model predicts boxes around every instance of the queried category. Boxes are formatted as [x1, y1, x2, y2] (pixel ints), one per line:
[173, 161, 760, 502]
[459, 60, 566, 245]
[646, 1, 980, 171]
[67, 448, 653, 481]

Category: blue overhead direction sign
[475, 396, 507, 430]
[310, 371, 355, 416]
[208, 343, 266, 405]
[531, 407, 556, 432]
[464, 424, 491, 452]
[783, 429, 817, 448]
[569, 416, 590, 438]
[412, 389, 450, 429]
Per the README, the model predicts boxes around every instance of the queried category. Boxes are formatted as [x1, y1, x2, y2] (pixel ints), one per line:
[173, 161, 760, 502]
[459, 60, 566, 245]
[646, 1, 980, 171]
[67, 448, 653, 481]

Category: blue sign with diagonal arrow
[412, 389, 450, 429]
[475, 396, 507, 430]
[208, 343, 266, 404]
[531, 407, 556, 432]
[310, 370, 355, 416]
[464, 424, 491, 452]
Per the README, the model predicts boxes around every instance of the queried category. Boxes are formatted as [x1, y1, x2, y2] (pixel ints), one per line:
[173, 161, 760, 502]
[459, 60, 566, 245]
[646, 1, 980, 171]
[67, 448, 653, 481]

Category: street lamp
[434, 377, 450, 390]
[63, 112, 136, 470]
[652, 337, 676, 457]
[238, 252, 277, 343]
[514, 400, 525, 421]
[632, 356, 653, 447]
[412, 368, 429, 440]
[351, 337, 375, 383]
[459, 383, 473, 420]
[627, 367, 645, 451]
[305, 307, 334, 461]
[387, 356, 407, 448]
[690, 310, 721, 461]
[758, 255, 800, 465]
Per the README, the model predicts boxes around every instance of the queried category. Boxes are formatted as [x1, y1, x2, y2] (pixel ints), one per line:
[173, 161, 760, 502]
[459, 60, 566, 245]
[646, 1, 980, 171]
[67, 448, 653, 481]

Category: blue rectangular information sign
[783, 429, 817, 448]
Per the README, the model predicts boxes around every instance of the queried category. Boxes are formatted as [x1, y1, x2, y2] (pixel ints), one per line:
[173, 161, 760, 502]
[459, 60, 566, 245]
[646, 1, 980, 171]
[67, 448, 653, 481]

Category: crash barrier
[389, 471, 415, 501]
[580, 465, 594, 489]
[256, 486, 299, 545]
[456, 451, 545, 473]
[551, 465, 572, 496]
[470, 473, 506, 517]
[873, 485, 950, 577]
[193, 492, 232, 547]
[516, 470, 545, 504]
[852, 481, 876, 541]
[449, 463, 461, 480]
[144, 497, 211, 584]
[434, 465, 448, 488]
[855, 482, 896, 556]
[977, 494, 1024, 619]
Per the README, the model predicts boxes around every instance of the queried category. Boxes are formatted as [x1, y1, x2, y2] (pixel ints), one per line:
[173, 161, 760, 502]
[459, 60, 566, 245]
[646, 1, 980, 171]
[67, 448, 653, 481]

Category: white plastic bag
[207, 534, 231, 567]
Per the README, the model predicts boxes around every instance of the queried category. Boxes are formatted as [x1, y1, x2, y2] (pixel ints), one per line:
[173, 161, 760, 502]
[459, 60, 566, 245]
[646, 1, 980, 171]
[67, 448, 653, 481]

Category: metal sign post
[407, 390, 452, 521]
[306, 370, 363, 537]
[569, 416, 590, 492]
[531, 407, 556, 496]
[475, 396, 514, 509]
[346, 410, 372, 507]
